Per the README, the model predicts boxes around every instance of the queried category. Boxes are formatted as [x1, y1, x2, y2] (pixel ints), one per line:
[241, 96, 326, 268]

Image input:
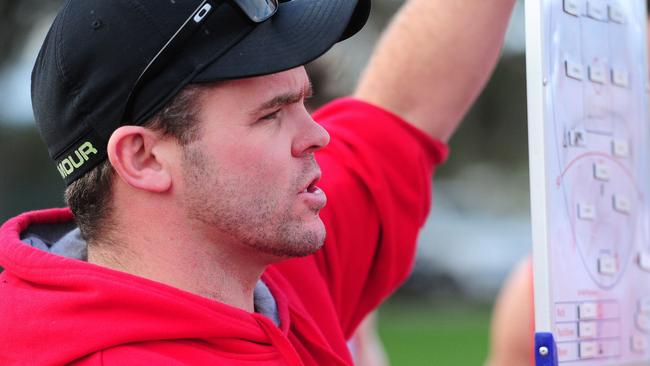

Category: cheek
[219, 142, 293, 193]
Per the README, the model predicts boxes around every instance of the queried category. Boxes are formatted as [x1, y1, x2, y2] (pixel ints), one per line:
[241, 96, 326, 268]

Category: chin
[253, 219, 326, 259]
[285, 220, 326, 258]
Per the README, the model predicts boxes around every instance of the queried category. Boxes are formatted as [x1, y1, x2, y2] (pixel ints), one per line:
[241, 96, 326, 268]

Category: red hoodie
[0, 98, 447, 365]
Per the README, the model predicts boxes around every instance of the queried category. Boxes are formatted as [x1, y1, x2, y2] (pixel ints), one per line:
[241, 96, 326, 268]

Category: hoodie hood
[0, 208, 299, 365]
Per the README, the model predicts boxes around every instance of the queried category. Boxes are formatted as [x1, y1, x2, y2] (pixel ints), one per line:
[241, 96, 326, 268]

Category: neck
[88, 216, 268, 313]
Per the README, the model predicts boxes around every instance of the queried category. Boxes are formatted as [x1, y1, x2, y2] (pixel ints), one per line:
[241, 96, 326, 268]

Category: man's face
[178, 67, 330, 259]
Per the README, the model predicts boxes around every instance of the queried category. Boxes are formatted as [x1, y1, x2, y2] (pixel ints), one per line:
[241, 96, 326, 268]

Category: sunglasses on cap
[123, 0, 279, 120]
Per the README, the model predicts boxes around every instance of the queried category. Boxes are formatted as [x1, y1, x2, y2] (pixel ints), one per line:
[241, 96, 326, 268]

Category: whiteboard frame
[526, 0, 553, 334]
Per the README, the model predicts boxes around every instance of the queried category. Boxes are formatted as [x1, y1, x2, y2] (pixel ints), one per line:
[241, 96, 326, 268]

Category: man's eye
[260, 109, 281, 121]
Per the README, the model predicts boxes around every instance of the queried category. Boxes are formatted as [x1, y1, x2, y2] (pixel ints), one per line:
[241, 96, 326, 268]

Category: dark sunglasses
[123, 0, 279, 120]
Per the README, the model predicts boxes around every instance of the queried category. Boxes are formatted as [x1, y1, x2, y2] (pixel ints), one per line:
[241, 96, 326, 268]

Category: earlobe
[107, 126, 173, 193]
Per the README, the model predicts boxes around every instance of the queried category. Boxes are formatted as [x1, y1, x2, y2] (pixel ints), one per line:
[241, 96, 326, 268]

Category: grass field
[378, 301, 493, 366]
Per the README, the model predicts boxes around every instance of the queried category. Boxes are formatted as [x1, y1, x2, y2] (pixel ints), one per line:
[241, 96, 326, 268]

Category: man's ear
[107, 126, 172, 192]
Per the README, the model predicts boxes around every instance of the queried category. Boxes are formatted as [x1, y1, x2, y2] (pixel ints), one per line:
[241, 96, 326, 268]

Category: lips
[298, 171, 326, 210]
[299, 173, 321, 194]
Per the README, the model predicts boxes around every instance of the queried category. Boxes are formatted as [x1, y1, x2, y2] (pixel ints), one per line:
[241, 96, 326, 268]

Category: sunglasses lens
[236, 0, 279, 22]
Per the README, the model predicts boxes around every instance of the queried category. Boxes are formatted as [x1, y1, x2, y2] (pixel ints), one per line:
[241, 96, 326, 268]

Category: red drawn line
[557, 151, 644, 198]
[558, 151, 644, 258]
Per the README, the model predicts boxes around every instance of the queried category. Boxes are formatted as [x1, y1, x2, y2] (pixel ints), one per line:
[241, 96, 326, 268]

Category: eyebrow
[249, 82, 313, 116]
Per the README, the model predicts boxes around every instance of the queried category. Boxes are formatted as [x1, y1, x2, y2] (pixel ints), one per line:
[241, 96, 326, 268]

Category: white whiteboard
[526, 0, 650, 365]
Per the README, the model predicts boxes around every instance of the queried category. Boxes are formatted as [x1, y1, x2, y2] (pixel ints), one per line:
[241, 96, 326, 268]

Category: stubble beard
[181, 145, 325, 259]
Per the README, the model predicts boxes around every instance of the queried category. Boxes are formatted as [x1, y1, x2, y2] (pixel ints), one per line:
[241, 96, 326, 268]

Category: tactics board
[526, 0, 650, 365]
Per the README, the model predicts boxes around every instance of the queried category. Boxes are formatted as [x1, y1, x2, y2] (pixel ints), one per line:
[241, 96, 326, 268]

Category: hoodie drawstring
[255, 316, 305, 366]
[287, 306, 351, 366]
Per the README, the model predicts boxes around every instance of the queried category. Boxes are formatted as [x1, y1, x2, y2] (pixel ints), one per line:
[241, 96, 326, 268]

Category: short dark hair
[65, 85, 205, 243]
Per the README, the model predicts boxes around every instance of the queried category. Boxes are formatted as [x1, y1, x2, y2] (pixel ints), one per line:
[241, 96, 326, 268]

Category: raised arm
[355, 0, 516, 142]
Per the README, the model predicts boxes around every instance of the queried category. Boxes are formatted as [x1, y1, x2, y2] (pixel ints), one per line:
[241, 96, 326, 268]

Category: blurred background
[0, 0, 530, 364]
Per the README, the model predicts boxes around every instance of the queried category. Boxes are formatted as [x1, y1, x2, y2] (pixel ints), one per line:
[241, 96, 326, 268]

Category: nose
[292, 112, 330, 157]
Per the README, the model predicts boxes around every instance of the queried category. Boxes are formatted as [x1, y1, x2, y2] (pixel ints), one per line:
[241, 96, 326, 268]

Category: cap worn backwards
[31, 0, 370, 185]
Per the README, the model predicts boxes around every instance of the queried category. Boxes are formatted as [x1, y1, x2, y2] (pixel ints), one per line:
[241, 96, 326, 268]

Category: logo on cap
[56, 142, 99, 179]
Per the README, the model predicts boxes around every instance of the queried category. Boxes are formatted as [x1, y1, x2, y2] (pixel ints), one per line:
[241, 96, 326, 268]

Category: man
[0, 0, 515, 364]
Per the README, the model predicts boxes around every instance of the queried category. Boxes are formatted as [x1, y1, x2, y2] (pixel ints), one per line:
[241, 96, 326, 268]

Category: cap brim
[193, 0, 370, 82]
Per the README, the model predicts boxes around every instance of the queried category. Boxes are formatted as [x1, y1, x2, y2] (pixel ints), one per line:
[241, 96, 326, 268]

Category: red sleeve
[310, 97, 448, 337]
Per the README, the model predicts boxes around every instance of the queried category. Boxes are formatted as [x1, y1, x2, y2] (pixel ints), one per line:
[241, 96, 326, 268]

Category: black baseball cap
[32, 0, 371, 185]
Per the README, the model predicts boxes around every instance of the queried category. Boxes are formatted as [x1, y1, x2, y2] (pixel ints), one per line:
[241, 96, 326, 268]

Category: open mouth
[301, 179, 318, 194]
[300, 175, 321, 194]
[298, 172, 327, 210]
